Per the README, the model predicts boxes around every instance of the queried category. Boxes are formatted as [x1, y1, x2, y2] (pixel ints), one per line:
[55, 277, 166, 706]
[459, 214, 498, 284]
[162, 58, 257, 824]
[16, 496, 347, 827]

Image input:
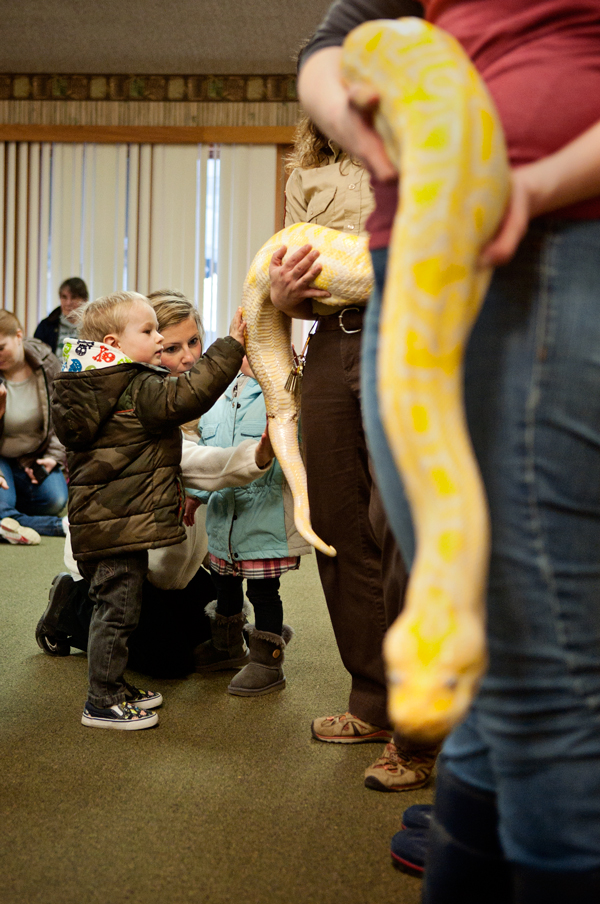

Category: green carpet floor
[1, 538, 432, 904]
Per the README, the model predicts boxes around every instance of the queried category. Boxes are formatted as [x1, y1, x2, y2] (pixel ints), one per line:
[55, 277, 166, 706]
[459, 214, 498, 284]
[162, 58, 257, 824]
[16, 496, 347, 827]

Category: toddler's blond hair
[75, 291, 151, 342]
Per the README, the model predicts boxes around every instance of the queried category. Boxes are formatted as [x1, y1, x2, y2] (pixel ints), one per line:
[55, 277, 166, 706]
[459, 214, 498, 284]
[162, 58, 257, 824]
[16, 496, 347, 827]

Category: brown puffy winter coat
[51, 336, 243, 561]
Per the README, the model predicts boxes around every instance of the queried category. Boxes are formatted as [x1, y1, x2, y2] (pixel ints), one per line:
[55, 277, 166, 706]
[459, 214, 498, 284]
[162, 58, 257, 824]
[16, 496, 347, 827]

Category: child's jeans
[0, 455, 67, 536]
[79, 551, 148, 707]
[210, 570, 283, 635]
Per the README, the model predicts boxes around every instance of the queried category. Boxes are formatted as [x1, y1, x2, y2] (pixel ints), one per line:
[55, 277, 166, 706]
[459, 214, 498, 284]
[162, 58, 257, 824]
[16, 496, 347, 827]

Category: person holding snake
[269, 109, 441, 792]
[295, 0, 600, 901]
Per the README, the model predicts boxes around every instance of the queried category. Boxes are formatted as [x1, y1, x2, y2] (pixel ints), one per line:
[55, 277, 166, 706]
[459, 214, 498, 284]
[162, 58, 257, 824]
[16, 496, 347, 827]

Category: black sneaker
[123, 681, 163, 709]
[81, 701, 159, 730]
[35, 572, 75, 657]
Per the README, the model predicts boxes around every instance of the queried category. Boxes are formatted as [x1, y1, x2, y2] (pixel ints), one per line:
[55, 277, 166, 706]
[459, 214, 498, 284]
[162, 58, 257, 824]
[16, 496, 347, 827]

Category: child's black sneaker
[81, 700, 159, 730]
[123, 681, 163, 709]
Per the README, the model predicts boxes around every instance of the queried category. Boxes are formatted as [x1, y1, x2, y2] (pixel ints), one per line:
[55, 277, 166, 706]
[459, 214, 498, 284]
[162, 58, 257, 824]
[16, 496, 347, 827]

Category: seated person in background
[36, 289, 273, 679]
[0, 310, 67, 545]
[51, 290, 247, 730]
[191, 354, 312, 696]
[34, 277, 89, 360]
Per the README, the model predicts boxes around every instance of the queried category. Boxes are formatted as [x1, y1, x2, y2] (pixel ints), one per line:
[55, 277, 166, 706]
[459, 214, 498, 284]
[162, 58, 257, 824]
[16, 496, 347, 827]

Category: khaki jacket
[284, 154, 374, 315]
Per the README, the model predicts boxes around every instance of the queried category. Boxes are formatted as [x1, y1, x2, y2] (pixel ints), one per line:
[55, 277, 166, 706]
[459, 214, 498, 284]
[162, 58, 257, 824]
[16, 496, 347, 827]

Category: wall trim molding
[0, 73, 297, 103]
[0, 124, 297, 144]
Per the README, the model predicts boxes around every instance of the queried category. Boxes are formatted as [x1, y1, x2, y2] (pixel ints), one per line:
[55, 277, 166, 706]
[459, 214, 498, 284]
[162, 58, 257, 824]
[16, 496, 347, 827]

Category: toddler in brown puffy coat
[52, 290, 245, 730]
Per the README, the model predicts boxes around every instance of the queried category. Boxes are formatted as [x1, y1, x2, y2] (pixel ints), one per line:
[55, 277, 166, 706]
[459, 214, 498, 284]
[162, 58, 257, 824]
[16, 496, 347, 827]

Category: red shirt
[368, 0, 600, 247]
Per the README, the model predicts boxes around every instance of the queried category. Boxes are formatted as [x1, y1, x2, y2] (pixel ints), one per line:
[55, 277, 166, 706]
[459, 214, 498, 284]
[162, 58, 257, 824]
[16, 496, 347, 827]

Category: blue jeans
[362, 220, 600, 871]
[0, 455, 67, 535]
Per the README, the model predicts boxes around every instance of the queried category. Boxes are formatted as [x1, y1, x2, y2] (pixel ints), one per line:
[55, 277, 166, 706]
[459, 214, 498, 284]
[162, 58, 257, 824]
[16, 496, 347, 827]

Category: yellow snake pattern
[243, 18, 510, 742]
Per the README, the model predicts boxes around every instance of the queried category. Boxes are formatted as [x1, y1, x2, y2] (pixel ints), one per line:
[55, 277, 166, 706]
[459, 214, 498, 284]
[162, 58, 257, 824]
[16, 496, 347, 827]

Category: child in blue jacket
[190, 356, 312, 695]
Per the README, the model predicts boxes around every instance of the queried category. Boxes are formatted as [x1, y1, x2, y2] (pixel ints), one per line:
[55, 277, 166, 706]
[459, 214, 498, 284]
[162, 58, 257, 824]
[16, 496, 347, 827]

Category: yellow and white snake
[243, 18, 510, 742]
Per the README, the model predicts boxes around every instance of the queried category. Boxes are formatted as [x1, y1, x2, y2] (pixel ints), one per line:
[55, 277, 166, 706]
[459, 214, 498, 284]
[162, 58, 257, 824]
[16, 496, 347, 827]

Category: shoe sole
[0, 517, 41, 545]
[391, 851, 424, 877]
[227, 677, 286, 696]
[81, 711, 159, 730]
[37, 631, 71, 656]
[311, 725, 393, 744]
[127, 694, 163, 709]
[365, 774, 432, 792]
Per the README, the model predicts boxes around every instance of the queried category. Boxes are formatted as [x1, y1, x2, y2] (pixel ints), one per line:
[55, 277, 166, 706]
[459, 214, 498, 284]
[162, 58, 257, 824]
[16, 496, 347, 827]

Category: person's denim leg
[361, 249, 415, 568]
[361, 221, 600, 872]
[0, 455, 66, 535]
[80, 551, 148, 708]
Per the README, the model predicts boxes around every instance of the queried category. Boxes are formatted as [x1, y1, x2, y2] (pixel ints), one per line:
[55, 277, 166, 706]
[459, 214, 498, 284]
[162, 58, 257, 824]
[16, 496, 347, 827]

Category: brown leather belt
[316, 306, 365, 334]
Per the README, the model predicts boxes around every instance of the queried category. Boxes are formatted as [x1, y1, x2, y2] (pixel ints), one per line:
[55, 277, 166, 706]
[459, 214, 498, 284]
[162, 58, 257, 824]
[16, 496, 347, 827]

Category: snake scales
[243, 18, 510, 743]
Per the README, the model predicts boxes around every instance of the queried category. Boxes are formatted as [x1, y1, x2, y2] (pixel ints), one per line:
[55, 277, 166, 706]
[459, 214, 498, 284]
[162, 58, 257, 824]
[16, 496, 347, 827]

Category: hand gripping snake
[242, 18, 510, 743]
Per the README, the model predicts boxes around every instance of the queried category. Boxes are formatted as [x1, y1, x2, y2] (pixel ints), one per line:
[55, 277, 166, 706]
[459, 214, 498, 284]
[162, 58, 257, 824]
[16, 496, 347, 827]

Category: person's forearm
[298, 47, 348, 146]
[524, 120, 600, 217]
[181, 438, 268, 491]
[298, 47, 398, 180]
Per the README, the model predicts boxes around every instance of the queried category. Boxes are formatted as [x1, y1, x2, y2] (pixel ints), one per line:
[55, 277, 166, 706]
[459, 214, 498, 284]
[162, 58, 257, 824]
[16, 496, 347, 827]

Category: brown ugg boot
[193, 601, 251, 672]
[227, 624, 294, 696]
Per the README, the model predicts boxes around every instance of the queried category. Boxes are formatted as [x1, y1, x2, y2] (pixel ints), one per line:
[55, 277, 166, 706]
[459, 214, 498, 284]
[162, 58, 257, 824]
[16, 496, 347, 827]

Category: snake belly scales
[242, 18, 510, 743]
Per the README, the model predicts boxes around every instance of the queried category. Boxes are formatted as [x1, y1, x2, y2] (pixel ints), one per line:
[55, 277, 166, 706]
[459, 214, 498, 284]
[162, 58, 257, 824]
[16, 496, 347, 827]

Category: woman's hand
[228, 307, 246, 348]
[255, 422, 274, 469]
[0, 382, 6, 420]
[0, 470, 7, 491]
[183, 495, 202, 527]
[269, 244, 330, 318]
[479, 167, 538, 267]
[25, 457, 57, 485]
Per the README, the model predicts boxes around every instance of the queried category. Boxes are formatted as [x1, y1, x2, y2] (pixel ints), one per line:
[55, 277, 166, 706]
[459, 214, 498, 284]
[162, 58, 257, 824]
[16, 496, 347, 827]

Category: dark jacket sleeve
[33, 307, 61, 354]
[133, 336, 245, 432]
[300, 0, 424, 66]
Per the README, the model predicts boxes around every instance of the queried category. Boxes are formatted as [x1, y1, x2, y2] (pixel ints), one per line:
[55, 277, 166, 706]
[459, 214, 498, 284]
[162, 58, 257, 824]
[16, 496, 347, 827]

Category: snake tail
[242, 222, 373, 558]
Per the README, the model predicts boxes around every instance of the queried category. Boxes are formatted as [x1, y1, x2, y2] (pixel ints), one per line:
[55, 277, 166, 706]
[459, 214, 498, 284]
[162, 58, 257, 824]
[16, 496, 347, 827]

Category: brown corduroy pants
[301, 314, 408, 729]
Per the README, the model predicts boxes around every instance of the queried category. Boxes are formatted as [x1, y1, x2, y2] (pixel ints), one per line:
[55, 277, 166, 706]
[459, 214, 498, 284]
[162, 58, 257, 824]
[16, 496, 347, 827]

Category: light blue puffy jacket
[191, 374, 312, 564]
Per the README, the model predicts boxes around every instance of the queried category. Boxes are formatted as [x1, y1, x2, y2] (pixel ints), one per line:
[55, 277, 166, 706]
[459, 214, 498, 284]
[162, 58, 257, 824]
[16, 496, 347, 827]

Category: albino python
[242, 18, 509, 743]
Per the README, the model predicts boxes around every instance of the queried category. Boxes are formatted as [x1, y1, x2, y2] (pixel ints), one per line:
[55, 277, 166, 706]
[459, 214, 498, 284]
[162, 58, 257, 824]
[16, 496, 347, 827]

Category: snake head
[383, 610, 487, 745]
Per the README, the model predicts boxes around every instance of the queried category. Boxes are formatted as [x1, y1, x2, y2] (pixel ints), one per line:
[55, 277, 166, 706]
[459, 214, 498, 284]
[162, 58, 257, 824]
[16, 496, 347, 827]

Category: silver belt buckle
[339, 306, 362, 334]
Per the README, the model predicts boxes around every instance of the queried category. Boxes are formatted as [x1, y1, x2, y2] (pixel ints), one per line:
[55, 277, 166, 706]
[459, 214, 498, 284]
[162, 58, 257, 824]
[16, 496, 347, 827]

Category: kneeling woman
[35, 290, 273, 678]
[0, 310, 67, 543]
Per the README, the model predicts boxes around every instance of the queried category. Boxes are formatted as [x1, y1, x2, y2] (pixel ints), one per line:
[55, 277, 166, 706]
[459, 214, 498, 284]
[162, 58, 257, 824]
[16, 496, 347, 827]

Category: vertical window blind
[0, 142, 278, 346]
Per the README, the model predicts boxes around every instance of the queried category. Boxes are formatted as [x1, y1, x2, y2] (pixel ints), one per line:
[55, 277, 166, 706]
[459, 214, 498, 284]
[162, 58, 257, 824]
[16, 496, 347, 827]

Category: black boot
[422, 761, 512, 904]
[513, 864, 600, 904]
[35, 573, 78, 656]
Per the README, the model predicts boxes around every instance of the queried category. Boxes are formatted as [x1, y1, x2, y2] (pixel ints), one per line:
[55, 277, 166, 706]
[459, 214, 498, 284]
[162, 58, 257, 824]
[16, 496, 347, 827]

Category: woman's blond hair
[75, 291, 150, 342]
[147, 289, 204, 438]
[285, 115, 336, 173]
[0, 309, 22, 337]
[147, 289, 204, 345]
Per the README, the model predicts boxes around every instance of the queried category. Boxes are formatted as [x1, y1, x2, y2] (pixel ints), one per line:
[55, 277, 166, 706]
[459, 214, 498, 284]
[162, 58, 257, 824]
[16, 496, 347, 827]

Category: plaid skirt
[209, 553, 300, 579]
